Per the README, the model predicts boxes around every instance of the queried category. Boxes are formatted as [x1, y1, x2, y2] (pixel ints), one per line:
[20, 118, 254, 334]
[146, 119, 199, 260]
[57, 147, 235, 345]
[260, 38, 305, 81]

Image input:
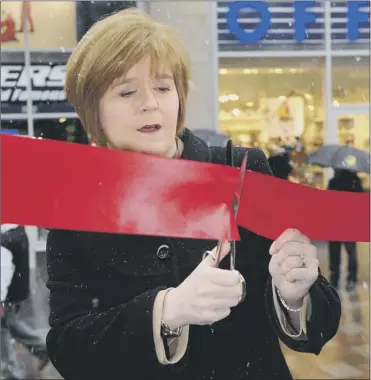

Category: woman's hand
[269, 228, 319, 308]
[162, 241, 244, 329]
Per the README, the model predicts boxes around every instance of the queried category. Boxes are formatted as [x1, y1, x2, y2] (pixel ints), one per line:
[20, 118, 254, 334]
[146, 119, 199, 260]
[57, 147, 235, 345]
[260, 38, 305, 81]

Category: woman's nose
[140, 89, 159, 112]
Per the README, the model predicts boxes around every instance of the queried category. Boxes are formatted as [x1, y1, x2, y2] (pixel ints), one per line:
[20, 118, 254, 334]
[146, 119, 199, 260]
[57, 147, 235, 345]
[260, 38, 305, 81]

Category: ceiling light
[228, 94, 239, 101]
[219, 95, 229, 103]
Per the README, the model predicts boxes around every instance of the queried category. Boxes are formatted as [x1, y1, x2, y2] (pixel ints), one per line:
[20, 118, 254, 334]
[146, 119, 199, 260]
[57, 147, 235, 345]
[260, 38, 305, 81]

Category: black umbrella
[192, 129, 229, 146]
[306, 144, 370, 173]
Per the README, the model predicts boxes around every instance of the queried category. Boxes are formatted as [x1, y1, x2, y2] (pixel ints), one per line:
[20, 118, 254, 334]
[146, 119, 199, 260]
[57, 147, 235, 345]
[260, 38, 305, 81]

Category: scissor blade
[235, 152, 248, 216]
[215, 140, 248, 269]
[230, 146, 248, 270]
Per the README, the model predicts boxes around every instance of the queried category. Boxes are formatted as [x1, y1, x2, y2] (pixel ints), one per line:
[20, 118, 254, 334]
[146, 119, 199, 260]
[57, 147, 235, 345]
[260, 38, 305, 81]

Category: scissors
[213, 139, 247, 303]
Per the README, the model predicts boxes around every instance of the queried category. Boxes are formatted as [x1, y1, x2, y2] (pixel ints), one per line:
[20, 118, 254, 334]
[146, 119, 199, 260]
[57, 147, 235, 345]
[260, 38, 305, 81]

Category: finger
[285, 266, 319, 283]
[274, 242, 317, 266]
[208, 268, 240, 287]
[199, 283, 242, 299]
[270, 228, 310, 255]
[202, 241, 230, 267]
[209, 296, 240, 309]
[280, 256, 306, 276]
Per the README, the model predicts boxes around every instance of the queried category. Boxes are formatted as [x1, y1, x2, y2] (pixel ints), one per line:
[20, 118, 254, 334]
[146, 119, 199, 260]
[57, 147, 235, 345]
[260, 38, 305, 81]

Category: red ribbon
[238, 171, 370, 242]
[1, 135, 369, 242]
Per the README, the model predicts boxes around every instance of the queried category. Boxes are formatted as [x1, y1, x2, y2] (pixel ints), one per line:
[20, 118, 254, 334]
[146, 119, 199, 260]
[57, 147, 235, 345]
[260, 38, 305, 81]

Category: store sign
[1, 64, 66, 103]
[227, 1, 370, 43]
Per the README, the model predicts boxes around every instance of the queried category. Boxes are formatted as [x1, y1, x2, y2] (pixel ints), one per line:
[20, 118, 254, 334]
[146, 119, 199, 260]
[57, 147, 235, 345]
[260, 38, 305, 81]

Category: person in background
[327, 169, 364, 291]
[1, 224, 49, 379]
[268, 151, 293, 180]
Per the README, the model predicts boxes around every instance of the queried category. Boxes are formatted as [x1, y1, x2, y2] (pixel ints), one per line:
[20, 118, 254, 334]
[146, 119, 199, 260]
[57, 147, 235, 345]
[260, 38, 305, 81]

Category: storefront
[217, 1, 370, 189]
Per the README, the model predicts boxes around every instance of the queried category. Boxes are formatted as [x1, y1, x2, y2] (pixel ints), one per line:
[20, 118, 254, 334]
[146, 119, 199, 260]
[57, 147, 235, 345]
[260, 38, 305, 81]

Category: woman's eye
[119, 91, 135, 97]
[157, 87, 170, 93]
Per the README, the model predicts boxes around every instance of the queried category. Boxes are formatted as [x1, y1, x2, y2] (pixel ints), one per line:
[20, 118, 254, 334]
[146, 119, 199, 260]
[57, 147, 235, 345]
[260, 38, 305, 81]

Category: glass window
[76, 1, 136, 41]
[0, 119, 28, 135]
[1, 50, 26, 114]
[1, 51, 74, 115]
[33, 118, 88, 144]
[1, 1, 77, 49]
[332, 56, 370, 105]
[218, 57, 325, 187]
[0, 118, 88, 144]
[30, 51, 74, 113]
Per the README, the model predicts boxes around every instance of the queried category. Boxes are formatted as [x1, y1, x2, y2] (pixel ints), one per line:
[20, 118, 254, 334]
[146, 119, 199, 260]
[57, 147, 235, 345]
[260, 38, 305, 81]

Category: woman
[46, 9, 341, 380]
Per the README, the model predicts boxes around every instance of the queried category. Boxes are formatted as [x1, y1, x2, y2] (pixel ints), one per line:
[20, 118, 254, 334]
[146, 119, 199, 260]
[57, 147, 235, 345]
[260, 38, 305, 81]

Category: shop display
[218, 58, 369, 190]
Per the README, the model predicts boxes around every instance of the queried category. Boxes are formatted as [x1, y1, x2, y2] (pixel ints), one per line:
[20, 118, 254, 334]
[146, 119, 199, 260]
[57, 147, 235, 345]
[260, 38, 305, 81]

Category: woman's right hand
[162, 241, 244, 329]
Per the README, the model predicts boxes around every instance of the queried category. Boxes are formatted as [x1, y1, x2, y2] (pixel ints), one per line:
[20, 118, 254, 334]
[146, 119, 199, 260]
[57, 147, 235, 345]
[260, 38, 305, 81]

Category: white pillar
[148, 2, 219, 131]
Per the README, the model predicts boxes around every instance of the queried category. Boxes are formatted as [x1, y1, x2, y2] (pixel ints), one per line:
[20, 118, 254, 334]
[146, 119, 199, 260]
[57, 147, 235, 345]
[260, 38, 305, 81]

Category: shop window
[1, 118, 88, 144]
[76, 1, 136, 41]
[1, 1, 77, 49]
[332, 56, 370, 105]
[0, 119, 28, 136]
[1, 51, 74, 115]
[33, 118, 89, 144]
[218, 57, 325, 188]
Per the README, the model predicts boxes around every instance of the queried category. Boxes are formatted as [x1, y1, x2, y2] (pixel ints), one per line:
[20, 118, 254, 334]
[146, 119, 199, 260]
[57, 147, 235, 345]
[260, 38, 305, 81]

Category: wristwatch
[160, 320, 183, 338]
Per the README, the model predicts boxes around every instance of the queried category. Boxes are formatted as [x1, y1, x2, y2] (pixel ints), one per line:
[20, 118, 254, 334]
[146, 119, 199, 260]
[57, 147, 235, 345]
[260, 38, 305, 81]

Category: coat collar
[179, 128, 212, 163]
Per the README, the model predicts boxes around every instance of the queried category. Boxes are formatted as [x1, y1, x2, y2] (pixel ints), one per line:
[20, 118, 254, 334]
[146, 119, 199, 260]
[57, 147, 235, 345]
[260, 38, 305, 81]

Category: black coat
[1, 225, 30, 303]
[328, 169, 364, 193]
[46, 129, 341, 380]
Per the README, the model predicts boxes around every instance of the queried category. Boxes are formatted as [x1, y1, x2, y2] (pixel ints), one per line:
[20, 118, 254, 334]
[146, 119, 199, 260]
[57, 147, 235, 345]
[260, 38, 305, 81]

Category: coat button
[156, 245, 170, 260]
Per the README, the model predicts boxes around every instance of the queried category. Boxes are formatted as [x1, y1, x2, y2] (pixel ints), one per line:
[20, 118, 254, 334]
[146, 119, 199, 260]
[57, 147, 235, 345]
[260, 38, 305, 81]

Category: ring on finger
[235, 270, 246, 304]
[300, 254, 306, 268]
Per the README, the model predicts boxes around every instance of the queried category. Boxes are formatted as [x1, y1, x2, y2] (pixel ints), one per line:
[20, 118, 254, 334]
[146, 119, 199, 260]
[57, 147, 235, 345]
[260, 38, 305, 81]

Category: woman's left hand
[268, 228, 319, 308]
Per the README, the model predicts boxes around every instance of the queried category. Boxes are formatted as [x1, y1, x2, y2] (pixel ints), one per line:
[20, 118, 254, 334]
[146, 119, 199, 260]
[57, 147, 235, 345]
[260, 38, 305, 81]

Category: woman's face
[99, 56, 180, 157]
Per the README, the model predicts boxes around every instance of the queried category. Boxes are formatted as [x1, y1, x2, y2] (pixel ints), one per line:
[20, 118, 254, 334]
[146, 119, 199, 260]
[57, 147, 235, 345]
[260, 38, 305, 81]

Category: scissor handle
[213, 240, 224, 267]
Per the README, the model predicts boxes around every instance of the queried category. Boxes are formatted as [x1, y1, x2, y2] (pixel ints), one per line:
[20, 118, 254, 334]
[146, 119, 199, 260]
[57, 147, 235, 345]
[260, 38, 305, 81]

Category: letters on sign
[226, 1, 370, 44]
[0, 64, 66, 103]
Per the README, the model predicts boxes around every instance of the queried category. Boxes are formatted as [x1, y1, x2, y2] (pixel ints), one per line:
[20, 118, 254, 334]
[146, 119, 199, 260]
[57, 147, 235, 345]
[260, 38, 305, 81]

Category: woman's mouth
[138, 124, 161, 133]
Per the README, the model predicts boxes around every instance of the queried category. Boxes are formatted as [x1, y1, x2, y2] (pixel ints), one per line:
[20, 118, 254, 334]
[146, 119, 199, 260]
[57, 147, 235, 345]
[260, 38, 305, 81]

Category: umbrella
[192, 129, 229, 146]
[306, 144, 370, 173]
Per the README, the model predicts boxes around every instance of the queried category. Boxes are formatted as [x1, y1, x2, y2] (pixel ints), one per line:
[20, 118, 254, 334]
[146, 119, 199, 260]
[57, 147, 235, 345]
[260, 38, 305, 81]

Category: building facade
[217, 1, 370, 190]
